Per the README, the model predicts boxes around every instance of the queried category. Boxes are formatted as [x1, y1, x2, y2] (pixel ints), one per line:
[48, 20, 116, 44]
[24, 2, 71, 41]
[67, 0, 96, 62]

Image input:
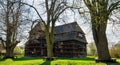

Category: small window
[78, 33, 83, 38]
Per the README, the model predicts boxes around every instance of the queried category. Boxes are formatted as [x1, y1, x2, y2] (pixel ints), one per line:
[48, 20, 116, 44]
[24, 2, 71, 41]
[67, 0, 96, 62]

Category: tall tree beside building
[0, 0, 29, 59]
[83, 0, 120, 61]
[41, 0, 71, 58]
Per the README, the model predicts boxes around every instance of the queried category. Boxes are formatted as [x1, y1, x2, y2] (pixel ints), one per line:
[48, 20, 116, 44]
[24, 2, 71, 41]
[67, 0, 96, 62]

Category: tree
[0, 0, 29, 59]
[14, 46, 24, 55]
[43, 0, 69, 59]
[83, 0, 120, 61]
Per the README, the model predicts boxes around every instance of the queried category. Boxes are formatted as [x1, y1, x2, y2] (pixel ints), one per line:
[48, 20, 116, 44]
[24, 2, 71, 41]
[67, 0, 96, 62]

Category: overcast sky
[18, 0, 120, 46]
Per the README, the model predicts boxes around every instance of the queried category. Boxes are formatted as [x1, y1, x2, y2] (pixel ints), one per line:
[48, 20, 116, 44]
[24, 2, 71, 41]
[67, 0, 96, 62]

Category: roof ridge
[55, 22, 77, 27]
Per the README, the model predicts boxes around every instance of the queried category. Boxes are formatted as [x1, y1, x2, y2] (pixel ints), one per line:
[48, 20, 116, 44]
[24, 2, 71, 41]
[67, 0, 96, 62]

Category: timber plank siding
[25, 22, 87, 58]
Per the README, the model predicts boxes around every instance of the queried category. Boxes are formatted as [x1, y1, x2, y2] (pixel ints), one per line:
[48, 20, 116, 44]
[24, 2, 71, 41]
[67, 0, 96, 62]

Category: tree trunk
[93, 29, 111, 60]
[83, 0, 118, 62]
[4, 47, 14, 59]
[45, 27, 54, 58]
[92, 20, 111, 60]
[47, 43, 53, 58]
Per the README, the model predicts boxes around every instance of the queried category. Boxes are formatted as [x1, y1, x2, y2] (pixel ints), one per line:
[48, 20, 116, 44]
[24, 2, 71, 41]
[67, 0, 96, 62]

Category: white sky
[18, 0, 120, 46]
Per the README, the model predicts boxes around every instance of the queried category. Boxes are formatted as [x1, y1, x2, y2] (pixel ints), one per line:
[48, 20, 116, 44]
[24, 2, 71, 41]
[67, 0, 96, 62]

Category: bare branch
[108, 1, 120, 15]
[11, 1, 45, 25]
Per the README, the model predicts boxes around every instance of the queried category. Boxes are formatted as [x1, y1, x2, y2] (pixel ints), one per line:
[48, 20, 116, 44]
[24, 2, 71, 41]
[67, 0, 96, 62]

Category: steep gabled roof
[30, 22, 84, 35]
[27, 22, 87, 44]
[54, 22, 84, 34]
[54, 22, 87, 43]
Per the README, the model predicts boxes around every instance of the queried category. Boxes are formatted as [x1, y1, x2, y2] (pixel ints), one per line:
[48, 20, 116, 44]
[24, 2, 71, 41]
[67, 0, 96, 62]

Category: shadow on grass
[96, 59, 120, 65]
[57, 57, 95, 61]
[0, 57, 43, 61]
[95, 59, 120, 65]
[106, 62, 120, 65]
[12, 57, 43, 61]
[0, 58, 5, 61]
[40, 61, 51, 65]
[10, 57, 95, 61]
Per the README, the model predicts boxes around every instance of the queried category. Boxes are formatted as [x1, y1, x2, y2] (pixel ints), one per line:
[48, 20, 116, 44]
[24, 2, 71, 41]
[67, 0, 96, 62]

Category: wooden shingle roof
[54, 22, 87, 43]
[28, 22, 87, 44]
[54, 22, 84, 34]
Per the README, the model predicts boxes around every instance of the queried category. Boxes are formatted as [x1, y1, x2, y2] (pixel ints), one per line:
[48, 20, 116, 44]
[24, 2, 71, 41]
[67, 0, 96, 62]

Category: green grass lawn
[0, 57, 120, 65]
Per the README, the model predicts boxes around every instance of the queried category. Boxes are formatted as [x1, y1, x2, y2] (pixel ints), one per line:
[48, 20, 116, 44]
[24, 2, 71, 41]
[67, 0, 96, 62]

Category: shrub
[109, 43, 120, 58]
[87, 42, 97, 56]
[14, 46, 24, 56]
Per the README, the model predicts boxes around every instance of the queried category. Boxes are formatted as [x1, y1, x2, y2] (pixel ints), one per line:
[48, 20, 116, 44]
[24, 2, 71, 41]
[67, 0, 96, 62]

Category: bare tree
[43, 0, 67, 59]
[0, 0, 30, 59]
[83, 0, 120, 61]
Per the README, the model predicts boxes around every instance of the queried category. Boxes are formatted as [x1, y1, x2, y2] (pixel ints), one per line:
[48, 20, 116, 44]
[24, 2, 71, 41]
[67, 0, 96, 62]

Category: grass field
[0, 57, 120, 65]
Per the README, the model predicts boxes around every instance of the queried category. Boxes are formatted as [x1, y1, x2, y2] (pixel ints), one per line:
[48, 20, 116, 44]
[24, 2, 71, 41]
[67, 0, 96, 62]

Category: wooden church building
[25, 22, 87, 58]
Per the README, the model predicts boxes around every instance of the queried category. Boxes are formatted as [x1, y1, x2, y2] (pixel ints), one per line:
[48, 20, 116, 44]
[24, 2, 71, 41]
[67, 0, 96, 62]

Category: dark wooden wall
[25, 39, 86, 58]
